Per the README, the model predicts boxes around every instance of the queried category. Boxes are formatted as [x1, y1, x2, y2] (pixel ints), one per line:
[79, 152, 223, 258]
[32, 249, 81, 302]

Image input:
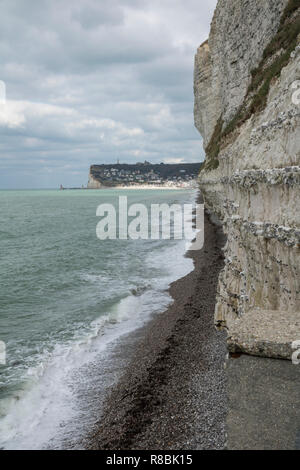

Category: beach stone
[227, 309, 300, 360]
[226, 355, 300, 450]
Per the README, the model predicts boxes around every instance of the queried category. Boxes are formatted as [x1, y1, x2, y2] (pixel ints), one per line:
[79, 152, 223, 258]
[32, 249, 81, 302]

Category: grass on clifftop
[203, 0, 300, 171]
[246, 3, 300, 115]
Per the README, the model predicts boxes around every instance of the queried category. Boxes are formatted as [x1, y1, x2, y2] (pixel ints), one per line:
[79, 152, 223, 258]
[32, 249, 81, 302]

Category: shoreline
[87, 199, 228, 450]
[60, 186, 197, 191]
[85, 185, 197, 191]
[112, 185, 196, 190]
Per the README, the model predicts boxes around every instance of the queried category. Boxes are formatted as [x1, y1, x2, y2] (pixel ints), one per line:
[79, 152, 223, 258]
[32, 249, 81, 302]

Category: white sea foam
[0, 287, 174, 449]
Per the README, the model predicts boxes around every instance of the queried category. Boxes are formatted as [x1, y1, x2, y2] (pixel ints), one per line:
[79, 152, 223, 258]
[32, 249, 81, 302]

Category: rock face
[194, 0, 300, 359]
[194, 0, 289, 148]
[87, 172, 102, 189]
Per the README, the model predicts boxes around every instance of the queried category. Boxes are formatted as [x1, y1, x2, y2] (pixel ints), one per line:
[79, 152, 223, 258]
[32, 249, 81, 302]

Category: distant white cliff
[87, 172, 102, 189]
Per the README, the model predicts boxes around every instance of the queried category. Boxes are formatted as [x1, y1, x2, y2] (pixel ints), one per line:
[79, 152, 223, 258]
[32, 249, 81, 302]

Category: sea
[0, 188, 196, 449]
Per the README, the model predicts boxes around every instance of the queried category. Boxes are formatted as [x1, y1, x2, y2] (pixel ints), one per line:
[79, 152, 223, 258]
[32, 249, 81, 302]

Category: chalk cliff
[194, 0, 300, 359]
[87, 171, 102, 189]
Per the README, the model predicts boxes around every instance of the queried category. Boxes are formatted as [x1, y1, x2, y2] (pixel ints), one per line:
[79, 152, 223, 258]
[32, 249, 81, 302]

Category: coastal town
[87, 161, 202, 188]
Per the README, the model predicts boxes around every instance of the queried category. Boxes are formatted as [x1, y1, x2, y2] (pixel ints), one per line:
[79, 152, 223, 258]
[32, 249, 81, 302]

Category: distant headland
[87, 161, 202, 189]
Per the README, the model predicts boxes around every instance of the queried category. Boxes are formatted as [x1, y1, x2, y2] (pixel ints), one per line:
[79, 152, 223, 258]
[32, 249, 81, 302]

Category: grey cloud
[71, 1, 125, 29]
[0, 0, 217, 188]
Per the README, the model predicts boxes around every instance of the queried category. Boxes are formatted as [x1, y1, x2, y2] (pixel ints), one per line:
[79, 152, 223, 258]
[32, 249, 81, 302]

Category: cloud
[71, 1, 125, 30]
[0, 101, 26, 128]
[0, 0, 217, 188]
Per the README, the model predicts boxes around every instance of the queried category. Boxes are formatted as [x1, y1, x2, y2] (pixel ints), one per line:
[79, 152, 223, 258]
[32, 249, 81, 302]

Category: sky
[0, 0, 217, 189]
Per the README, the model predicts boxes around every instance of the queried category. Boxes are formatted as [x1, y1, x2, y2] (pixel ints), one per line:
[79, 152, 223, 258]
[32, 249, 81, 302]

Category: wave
[0, 282, 175, 449]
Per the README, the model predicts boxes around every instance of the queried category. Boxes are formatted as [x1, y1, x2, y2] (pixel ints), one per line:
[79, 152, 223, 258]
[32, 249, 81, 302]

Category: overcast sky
[0, 0, 217, 189]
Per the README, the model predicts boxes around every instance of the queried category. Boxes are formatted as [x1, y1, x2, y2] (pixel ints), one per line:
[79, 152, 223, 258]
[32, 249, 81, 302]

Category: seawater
[0, 188, 196, 449]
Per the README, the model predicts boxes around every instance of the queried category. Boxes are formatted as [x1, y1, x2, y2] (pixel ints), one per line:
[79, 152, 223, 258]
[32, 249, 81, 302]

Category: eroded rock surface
[194, 0, 300, 359]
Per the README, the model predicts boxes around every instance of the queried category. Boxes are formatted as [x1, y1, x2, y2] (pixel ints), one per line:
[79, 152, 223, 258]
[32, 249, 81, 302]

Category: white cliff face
[194, 0, 300, 359]
[87, 172, 102, 189]
[194, 0, 289, 148]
